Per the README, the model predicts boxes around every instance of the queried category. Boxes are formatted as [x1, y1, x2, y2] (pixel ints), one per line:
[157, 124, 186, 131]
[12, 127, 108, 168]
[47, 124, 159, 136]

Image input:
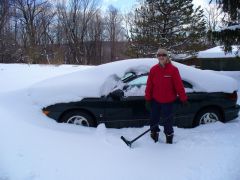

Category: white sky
[102, 0, 209, 12]
[51, 0, 210, 14]
[192, 0, 209, 8]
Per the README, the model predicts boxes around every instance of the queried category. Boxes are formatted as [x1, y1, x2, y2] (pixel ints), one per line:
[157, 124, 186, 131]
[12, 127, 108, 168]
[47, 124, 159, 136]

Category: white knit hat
[156, 48, 169, 58]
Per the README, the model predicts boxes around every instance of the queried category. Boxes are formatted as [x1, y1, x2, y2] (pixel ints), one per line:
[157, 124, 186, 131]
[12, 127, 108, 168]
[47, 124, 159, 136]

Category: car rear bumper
[224, 104, 240, 122]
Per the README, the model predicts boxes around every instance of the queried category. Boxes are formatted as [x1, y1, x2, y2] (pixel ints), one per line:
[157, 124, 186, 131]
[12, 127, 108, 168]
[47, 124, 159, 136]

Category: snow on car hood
[28, 58, 238, 107]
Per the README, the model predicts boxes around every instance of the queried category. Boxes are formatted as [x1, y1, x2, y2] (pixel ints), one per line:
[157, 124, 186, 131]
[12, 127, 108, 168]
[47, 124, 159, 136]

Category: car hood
[28, 58, 238, 107]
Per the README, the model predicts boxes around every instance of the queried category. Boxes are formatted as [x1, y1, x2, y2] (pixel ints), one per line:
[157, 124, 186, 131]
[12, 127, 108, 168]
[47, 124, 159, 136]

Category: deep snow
[0, 62, 240, 180]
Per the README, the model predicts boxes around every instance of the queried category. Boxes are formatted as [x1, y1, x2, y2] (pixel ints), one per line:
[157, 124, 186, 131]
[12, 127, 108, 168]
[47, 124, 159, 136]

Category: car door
[129, 95, 150, 127]
[122, 75, 150, 127]
[103, 95, 136, 128]
[103, 74, 149, 128]
[173, 81, 205, 128]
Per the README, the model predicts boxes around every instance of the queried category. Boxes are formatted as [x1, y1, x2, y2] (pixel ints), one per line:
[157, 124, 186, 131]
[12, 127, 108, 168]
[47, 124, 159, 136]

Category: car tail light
[227, 91, 238, 101]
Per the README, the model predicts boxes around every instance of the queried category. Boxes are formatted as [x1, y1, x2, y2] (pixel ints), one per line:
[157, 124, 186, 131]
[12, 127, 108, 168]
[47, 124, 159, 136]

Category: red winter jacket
[145, 63, 187, 103]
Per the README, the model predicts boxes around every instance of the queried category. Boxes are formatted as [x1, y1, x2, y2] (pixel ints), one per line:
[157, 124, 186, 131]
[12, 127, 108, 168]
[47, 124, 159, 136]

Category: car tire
[194, 108, 222, 127]
[60, 110, 96, 127]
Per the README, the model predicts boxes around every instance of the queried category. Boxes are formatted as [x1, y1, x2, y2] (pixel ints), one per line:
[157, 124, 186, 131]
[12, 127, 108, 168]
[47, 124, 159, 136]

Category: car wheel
[60, 110, 96, 127]
[194, 108, 222, 127]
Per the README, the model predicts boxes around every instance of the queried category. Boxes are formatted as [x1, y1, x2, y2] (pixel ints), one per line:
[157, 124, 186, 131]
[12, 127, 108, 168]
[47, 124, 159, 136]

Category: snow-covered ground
[0, 62, 240, 180]
[197, 46, 240, 58]
[0, 64, 91, 93]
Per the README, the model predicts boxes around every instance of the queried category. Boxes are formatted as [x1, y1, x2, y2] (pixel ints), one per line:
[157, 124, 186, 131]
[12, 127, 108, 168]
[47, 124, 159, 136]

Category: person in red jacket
[145, 48, 188, 144]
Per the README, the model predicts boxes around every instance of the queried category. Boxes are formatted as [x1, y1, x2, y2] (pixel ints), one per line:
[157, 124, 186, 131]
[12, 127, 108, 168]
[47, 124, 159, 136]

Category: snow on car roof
[28, 58, 238, 107]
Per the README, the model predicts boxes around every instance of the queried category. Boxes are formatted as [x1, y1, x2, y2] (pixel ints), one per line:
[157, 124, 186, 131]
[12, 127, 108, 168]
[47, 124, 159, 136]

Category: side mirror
[109, 89, 124, 100]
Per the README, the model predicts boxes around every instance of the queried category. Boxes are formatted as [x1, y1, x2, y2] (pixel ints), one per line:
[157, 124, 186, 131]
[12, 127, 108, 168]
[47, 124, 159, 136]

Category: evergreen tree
[128, 0, 206, 57]
[210, 0, 240, 52]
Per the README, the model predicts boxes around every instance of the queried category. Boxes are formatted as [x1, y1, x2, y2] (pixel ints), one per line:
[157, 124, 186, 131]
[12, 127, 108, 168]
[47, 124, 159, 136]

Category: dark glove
[145, 100, 151, 112]
[181, 100, 190, 107]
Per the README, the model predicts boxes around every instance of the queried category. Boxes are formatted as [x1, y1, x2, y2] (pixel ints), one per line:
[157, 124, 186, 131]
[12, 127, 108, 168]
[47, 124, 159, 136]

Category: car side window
[123, 74, 193, 96]
[125, 74, 193, 90]
[123, 75, 147, 97]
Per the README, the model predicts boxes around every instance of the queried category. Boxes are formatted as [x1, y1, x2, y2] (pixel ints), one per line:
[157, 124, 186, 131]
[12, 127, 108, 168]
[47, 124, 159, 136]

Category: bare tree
[204, 4, 224, 46]
[0, 0, 9, 33]
[57, 0, 99, 64]
[123, 12, 134, 40]
[0, 0, 18, 63]
[205, 4, 223, 31]
[105, 5, 124, 61]
[14, 0, 54, 63]
[37, 5, 56, 64]
[85, 11, 104, 64]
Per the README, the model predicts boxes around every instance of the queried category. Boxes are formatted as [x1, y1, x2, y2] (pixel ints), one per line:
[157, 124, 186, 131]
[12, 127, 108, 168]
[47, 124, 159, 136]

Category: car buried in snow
[41, 59, 240, 128]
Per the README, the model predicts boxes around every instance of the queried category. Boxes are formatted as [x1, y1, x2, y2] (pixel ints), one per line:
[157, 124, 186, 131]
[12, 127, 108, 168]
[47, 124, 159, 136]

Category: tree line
[0, 0, 126, 64]
[0, 0, 238, 65]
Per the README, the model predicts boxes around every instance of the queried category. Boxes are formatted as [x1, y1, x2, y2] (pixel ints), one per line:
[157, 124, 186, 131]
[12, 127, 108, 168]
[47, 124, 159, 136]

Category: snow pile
[222, 24, 240, 31]
[0, 63, 91, 93]
[197, 46, 240, 58]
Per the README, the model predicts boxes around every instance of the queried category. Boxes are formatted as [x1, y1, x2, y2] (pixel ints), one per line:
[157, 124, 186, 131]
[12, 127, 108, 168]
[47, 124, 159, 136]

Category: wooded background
[0, 0, 239, 65]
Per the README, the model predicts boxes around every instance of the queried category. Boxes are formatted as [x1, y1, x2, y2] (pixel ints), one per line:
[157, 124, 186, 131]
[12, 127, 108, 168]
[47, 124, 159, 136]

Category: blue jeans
[150, 99, 174, 135]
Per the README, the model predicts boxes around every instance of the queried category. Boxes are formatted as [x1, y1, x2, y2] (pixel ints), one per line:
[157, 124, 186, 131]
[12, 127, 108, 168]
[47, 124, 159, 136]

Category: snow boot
[150, 131, 159, 143]
[165, 133, 174, 144]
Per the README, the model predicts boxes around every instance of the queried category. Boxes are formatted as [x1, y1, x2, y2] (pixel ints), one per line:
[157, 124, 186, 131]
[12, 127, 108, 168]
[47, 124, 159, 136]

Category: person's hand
[181, 100, 190, 107]
[145, 100, 151, 112]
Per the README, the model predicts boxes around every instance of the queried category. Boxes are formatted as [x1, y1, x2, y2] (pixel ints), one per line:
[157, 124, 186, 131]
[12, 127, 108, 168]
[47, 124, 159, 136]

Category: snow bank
[0, 63, 91, 93]
[197, 46, 240, 58]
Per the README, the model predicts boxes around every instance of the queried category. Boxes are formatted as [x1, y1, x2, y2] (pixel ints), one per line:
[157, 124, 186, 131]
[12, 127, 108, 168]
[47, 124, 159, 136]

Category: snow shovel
[121, 114, 173, 148]
[121, 127, 152, 148]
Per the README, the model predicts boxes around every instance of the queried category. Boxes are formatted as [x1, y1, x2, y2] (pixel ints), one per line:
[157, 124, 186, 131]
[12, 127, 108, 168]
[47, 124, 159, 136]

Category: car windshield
[121, 72, 136, 82]
[127, 75, 147, 86]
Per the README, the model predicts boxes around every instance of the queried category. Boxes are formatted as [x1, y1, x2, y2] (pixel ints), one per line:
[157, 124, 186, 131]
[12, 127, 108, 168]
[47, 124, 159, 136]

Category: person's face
[157, 53, 168, 64]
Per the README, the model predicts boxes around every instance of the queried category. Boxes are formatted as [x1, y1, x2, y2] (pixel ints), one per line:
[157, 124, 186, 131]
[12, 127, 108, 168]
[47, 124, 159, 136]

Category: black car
[42, 72, 240, 128]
